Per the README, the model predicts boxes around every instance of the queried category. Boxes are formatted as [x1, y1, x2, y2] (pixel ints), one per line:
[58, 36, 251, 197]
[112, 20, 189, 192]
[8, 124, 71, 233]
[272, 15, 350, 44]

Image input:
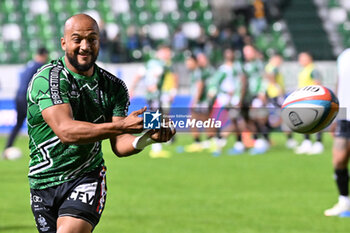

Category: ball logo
[301, 86, 320, 92]
[282, 85, 339, 134]
[143, 110, 161, 129]
[289, 111, 303, 126]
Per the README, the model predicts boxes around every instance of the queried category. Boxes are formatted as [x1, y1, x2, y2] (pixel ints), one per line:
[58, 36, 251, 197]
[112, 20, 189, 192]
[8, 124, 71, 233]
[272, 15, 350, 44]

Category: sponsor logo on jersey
[67, 182, 97, 205]
[32, 195, 43, 203]
[49, 65, 63, 105]
[37, 215, 50, 232]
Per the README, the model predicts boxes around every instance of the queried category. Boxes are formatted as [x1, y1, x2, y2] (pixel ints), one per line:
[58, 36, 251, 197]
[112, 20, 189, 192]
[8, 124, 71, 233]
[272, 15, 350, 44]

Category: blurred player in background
[208, 48, 247, 155]
[243, 45, 269, 154]
[295, 52, 324, 155]
[324, 48, 350, 216]
[264, 53, 297, 149]
[184, 55, 204, 152]
[196, 53, 216, 149]
[27, 14, 175, 233]
[130, 45, 175, 158]
[184, 53, 215, 152]
[2, 47, 48, 159]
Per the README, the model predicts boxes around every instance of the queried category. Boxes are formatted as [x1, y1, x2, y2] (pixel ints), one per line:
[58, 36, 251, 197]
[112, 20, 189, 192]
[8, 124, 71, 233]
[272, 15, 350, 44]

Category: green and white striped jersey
[244, 59, 266, 97]
[143, 58, 172, 101]
[189, 65, 215, 103]
[209, 61, 244, 98]
[27, 57, 129, 189]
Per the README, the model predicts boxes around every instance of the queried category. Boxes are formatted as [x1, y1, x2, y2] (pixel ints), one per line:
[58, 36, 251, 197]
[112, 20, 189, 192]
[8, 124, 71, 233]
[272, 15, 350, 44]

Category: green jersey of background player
[130, 46, 174, 108]
[243, 45, 267, 101]
[27, 14, 175, 233]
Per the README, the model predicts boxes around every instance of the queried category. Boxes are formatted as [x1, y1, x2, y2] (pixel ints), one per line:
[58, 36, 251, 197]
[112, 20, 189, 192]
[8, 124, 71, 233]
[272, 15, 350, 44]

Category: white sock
[152, 143, 162, 152]
[339, 195, 350, 204]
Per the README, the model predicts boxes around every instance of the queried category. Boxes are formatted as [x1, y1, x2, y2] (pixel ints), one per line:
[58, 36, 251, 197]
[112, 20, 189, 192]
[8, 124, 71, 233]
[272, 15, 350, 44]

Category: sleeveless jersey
[298, 63, 321, 88]
[265, 63, 284, 98]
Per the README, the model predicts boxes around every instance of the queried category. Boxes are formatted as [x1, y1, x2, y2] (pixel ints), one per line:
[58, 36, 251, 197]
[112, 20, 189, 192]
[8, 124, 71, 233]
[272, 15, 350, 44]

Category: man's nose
[80, 39, 90, 50]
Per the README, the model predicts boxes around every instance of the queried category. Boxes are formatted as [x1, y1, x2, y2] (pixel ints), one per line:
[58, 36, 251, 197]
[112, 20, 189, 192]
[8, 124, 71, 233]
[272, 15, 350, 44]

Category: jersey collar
[60, 56, 98, 81]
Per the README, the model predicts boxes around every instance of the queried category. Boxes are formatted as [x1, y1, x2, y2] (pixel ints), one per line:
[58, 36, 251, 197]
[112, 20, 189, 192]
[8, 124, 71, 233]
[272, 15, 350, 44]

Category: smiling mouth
[78, 54, 91, 59]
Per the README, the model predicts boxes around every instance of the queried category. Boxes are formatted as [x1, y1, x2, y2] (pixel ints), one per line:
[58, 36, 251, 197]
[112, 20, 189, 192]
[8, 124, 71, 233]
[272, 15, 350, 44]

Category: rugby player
[27, 14, 175, 233]
[324, 48, 350, 216]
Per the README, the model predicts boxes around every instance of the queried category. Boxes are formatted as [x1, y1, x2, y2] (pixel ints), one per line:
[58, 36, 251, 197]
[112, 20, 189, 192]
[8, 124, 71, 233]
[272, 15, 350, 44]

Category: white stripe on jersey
[29, 136, 60, 175]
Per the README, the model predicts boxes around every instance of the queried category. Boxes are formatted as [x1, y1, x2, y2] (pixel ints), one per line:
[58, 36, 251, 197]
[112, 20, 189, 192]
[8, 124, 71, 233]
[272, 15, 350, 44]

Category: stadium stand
[282, 0, 334, 60]
[314, 0, 348, 57]
[0, 0, 338, 64]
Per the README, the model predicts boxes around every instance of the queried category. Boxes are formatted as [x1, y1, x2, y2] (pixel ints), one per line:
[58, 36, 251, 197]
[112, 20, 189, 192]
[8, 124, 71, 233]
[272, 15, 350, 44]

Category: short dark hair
[187, 54, 197, 62]
[299, 51, 313, 58]
[37, 47, 48, 55]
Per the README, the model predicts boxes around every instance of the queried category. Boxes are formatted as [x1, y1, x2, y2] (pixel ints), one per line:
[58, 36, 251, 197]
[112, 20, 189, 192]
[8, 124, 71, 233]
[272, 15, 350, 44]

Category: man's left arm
[109, 116, 176, 157]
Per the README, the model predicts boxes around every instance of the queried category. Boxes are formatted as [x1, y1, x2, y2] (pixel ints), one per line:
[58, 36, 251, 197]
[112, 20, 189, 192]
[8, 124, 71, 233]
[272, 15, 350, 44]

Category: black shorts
[30, 166, 107, 233]
[335, 120, 350, 138]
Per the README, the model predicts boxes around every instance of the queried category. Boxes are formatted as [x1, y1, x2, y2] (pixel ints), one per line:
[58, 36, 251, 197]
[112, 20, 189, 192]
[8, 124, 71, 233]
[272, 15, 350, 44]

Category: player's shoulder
[97, 66, 128, 91]
[32, 59, 68, 80]
[218, 64, 228, 71]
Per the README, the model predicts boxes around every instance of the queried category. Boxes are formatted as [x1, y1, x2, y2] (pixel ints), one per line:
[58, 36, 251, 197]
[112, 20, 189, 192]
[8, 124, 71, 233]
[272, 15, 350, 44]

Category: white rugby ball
[281, 85, 339, 134]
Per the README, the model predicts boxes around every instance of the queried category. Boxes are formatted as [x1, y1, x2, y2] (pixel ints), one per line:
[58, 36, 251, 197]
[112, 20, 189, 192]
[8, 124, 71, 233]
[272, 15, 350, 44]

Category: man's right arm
[42, 104, 146, 144]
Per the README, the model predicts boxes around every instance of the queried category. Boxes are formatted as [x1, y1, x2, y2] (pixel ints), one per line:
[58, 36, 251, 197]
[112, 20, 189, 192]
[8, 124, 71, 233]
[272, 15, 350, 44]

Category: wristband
[132, 130, 156, 150]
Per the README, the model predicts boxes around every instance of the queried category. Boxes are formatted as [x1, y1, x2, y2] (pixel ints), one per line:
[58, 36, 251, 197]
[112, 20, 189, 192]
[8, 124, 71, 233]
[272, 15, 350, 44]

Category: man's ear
[61, 37, 66, 51]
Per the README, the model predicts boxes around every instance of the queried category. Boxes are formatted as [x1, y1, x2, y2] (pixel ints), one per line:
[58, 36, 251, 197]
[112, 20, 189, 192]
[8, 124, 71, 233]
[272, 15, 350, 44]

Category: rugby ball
[281, 85, 339, 134]
[3, 147, 22, 160]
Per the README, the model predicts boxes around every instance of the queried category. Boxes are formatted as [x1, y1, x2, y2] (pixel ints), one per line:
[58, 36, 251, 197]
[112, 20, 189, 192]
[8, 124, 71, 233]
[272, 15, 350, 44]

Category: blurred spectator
[97, 20, 109, 62]
[193, 27, 207, 54]
[219, 27, 235, 49]
[250, 0, 268, 36]
[172, 26, 188, 52]
[126, 26, 140, 61]
[110, 34, 127, 63]
[265, 0, 283, 21]
[138, 28, 153, 50]
[2, 47, 49, 159]
[208, 26, 221, 47]
[231, 0, 252, 27]
[233, 25, 251, 53]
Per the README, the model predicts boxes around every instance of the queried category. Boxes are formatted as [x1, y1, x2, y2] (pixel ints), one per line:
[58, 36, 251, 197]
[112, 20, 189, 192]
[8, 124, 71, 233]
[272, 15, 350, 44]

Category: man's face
[197, 53, 208, 67]
[186, 58, 196, 70]
[157, 47, 172, 63]
[298, 53, 311, 67]
[61, 19, 99, 72]
[243, 46, 256, 61]
[224, 49, 234, 62]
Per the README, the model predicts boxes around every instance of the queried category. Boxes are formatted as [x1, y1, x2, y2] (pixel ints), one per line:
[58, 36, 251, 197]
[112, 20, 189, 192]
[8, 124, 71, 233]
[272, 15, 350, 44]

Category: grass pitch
[0, 133, 350, 233]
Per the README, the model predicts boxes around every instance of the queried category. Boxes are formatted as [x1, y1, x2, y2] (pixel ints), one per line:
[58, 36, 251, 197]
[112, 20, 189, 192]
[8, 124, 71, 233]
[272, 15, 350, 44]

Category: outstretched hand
[146, 120, 176, 143]
[121, 106, 147, 134]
